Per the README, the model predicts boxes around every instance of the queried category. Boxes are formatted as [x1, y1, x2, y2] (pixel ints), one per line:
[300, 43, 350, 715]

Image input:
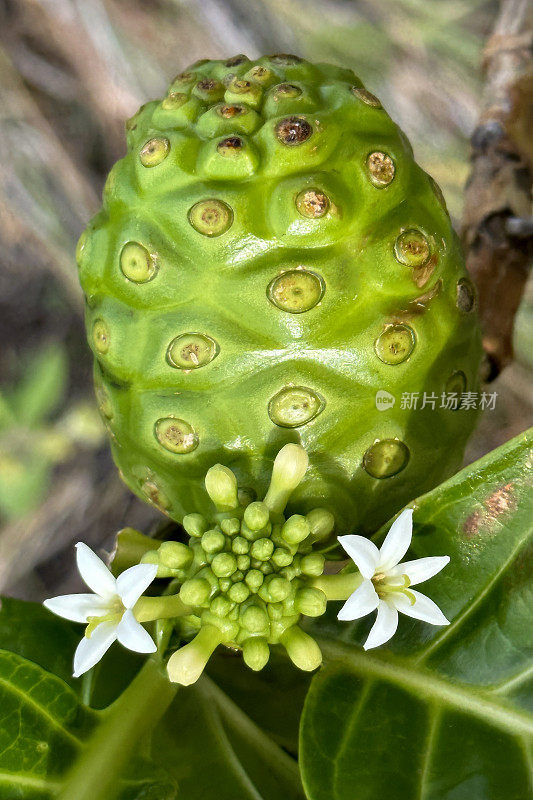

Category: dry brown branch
[462, 0, 533, 380]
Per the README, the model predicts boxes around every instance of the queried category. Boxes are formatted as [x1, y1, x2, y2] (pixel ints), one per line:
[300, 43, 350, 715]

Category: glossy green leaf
[152, 673, 306, 800]
[301, 428, 533, 800]
[0, 650, 176, 800]
[0, 598, 305, 799]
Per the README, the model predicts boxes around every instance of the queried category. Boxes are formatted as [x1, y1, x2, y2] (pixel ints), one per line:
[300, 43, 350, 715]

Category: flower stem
[58, 658, 177, 800]
[310, 571, 363, 600]
[134, 593, 191, 622]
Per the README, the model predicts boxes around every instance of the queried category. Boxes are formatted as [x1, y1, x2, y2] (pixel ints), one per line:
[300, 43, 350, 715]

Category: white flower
[337, 509, 450, 650]
[44, 543, 158, 677]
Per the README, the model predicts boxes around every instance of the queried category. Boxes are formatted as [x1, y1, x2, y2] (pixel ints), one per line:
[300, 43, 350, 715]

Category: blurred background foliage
[0, 0, 531, 599]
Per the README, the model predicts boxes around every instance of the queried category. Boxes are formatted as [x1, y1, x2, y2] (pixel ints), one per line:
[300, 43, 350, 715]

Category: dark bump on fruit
[268, 385, 324, 428]
[352, 87, 382, 108]
[93, 319, 110, 354]
[217, 136, 244, 156]
[231, 79, 252, 91]
[120, 241, 157, 283]
[167, 333, 219, 370]
[162, 92, 188, 110]
[139, 137, 170, 167]
[394, 229, 430, 267]
[155, 417, 198, 454]
[197, 78, 221, 92]
[375, 324, 415, 365]
[268, 54, 303, 65]
[274, 83, 302, 98]
[456, 278, 476, 312]
[363, 439, 409, 479]
[225, 54, 248, 67]
[174, 71, 196, 83]
[296, 188, 330, 218]
[276, 116, 312, 146]
[188, 199, 234, 237]
[446, 370, 467, 402]
[217, 104, 245, 118]
[367, 151, 395, 187]
[268, 269, 325, 313]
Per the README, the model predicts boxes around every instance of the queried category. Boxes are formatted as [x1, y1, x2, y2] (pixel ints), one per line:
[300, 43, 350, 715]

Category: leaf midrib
[319, 638, 533, 737]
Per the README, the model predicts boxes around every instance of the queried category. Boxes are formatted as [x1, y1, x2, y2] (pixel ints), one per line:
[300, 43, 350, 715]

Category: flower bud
[281, 626, 322, 671]
[264, 444, 308, 515]
[300, 553, 325, 576]
[294, 587, 327, 617]
[281, 515, 310, 545]
[242, 637, 270, 671]
[158, 541, 193, 569]
[183, 513, 208, 538]
[228, 582, 250, 603]
[221, 517, 241, 535]
[179, 577, 211, 606]
[250, 537, 274, 561]
[211, 552, 237, 578]
[260, 575, 291, 602]
[240, 604, 269, 633]
[244, 501, 270, 531]
[245, 569, 264, 592]
[167, 626, 224, 685]
[205, 464, 239, 511]
[306, 508, 335, 542]
[201, 529, 226, 554]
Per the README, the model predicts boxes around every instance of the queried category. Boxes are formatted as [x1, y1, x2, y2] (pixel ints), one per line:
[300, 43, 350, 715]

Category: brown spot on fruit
[412, 254, 438, 288]
[296, 188, 330, 218]
[367, 151, 395, 187]
[217, 104, 245, 118]
[352, 87, 382, 108]
[225, 54, 248, 67]
[217, 136, 244, 156]
[276, 116, 312, 146]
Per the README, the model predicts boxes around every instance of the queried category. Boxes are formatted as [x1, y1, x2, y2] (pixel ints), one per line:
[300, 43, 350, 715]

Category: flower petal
[73, 621, 117, 677]
[116, 563, 159, 609]
[337, 579, 379, 622]
[75, 543, 117, 599]
[393, 589, 450, 626]
[364, 600, 398, 650]
[337, 535, 379, 580]
[377, 508, 413, 571]
[43, 593, 109, 623]
[116, 609, 157, 653]
[393, 556, 450, 586]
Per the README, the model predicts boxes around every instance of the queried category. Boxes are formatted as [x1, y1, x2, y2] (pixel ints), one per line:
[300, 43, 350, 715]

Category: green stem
[58, 658, 177, 800]
[310, 571, 363, 600]
[134, 593, 191, 622]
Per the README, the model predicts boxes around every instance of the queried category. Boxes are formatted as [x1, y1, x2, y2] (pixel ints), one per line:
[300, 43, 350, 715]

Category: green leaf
[11, 345, 67, 427]
[0, 650, 176, 800]
[0, 599, 305, 799]
[300, 429, 533, 800]
[152, 673, 306, 800]
[207, 648, 311, 753]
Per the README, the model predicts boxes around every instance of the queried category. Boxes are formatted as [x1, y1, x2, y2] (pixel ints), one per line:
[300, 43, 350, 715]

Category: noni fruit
[77, 53, 482, 535]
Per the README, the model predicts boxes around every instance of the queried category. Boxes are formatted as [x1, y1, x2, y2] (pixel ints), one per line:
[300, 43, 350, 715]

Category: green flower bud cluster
[132, 443, 334, 684]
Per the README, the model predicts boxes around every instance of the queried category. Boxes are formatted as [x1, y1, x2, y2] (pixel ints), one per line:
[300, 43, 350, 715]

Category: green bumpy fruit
[78, 53, 482, 535]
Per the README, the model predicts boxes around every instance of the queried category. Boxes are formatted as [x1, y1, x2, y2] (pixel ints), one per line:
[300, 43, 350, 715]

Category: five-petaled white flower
[337, 509, 450, 650]
[44, 543, 158, 677]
